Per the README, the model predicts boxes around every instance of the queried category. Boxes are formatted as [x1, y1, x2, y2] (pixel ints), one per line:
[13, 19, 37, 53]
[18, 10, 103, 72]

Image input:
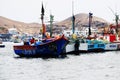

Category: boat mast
[41, 2, 46, 39]
[108, 7, 119, 34]
[115, 14, 119, 34]
[49, 14, 54, 37]
[72, 1, 75, 34]
[88, 12, 93, 36]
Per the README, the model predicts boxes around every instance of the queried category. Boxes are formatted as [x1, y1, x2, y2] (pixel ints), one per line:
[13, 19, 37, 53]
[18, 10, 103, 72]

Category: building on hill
[8, 28, 19, 35]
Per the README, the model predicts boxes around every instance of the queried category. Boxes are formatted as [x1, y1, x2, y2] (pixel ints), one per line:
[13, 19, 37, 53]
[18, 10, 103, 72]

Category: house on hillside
[62, 27, 98, 38]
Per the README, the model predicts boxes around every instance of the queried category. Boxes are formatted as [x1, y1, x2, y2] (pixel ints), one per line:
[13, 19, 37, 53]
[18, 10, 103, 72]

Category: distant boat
[0, 38, 5, 48]
[13, 3, 69, 57]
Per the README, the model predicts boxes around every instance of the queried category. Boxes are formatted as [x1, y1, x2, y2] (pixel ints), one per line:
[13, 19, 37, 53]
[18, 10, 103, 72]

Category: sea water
[0, 42, 120, 80]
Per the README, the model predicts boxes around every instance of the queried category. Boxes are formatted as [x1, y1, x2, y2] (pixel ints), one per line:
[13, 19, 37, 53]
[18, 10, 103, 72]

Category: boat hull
[79, 43, 105, 52]
[112, 41, 120, 50]
[14, 36, 69, 57]
[0, 44, 5, 48]
[105, 43, 118, 51]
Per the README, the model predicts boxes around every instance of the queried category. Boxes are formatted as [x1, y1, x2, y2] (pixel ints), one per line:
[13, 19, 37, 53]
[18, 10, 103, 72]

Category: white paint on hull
[66, 43, 75, 53]
[105, 43, 117, 50]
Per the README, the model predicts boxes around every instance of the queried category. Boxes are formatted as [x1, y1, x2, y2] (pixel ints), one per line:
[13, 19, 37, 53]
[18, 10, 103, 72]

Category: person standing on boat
[30, 37, 36, 44]
[46, 33, 50, 39]
[74, 39, 80, 54]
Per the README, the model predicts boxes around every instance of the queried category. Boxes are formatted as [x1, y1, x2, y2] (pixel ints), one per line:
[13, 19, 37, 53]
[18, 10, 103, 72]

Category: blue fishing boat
[13, 3, 69, 57]
[14, 35, 68, 57]
[79, 39, 105, 52]
[79, 13, 105, 52]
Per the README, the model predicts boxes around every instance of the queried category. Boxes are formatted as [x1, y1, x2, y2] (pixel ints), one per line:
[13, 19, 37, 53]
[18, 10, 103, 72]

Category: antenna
[108, 7, 115, 15]
[72, 1, 74, 15]
[49, 13, 54, 37]
[108, 6, 119, 34]
[72, 1, 75, 34]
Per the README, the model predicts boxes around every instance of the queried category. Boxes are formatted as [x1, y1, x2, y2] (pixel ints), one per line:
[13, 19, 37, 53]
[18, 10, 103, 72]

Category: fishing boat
[79, 13, 105, 52]
[13, 3, 69, 57]
[79, 39, 105, 52]
[0, 38, 5, 48]
[65, 2, 80, 54]
[103, 12, 120, 51]
[102, 34, 118, 51]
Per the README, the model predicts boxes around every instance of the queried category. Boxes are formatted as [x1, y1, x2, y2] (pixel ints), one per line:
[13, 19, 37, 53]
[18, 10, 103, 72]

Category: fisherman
[46, 33, 50, 39]
[30, 37, 36, 44]
[74, 39, 80, 54]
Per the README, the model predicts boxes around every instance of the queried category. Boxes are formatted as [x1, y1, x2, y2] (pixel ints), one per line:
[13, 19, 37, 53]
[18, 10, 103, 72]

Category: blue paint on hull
[14, 36, 69, 57]
[87, 43, 105, 52]
[86, 40, 105, 52]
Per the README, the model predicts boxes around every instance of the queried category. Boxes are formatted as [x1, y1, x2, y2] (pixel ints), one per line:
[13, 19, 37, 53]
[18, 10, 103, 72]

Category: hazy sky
[0, 0, 120, 23]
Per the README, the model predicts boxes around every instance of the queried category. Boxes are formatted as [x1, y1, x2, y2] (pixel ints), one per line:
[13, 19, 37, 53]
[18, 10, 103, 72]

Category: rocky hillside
[55, 13, 109, 29]
[0, 16, 41, 34]
[0, 13, 109, 34]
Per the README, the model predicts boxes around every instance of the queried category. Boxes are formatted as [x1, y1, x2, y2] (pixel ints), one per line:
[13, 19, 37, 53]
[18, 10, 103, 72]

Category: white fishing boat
[65, 2, 80, 54]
